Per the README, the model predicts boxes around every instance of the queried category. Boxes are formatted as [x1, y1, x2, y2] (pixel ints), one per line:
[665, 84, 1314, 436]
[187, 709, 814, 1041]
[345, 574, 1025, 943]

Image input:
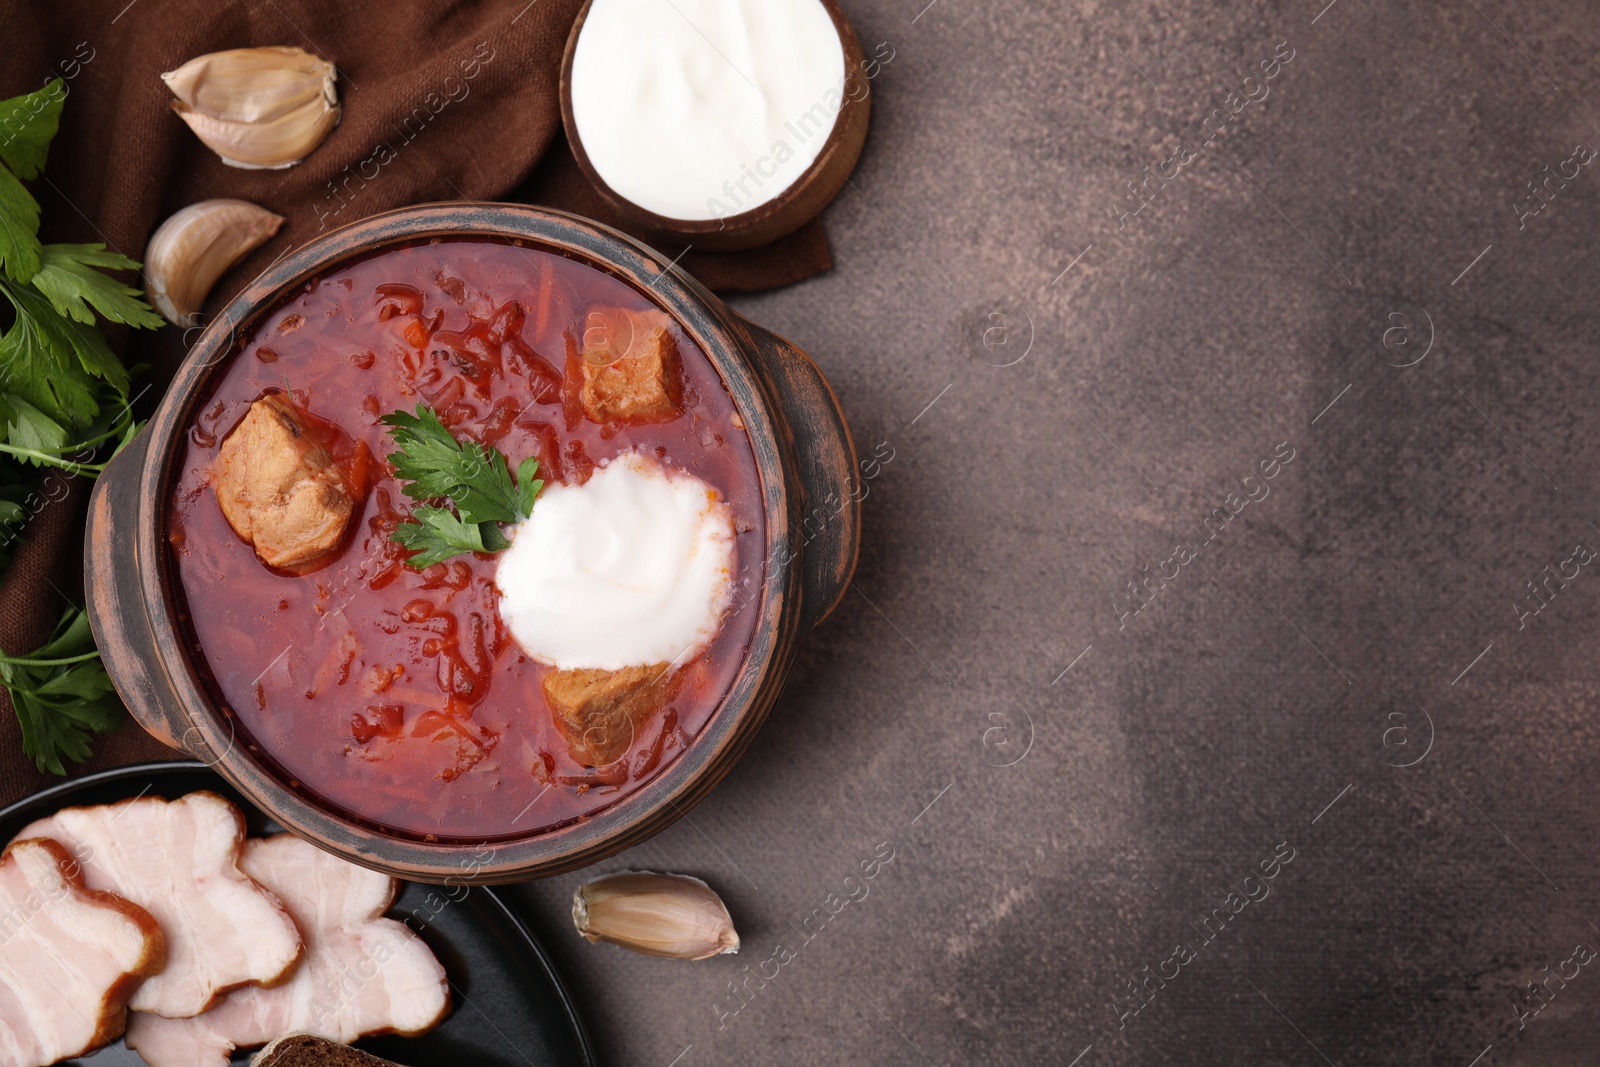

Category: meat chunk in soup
[214, 394, 355, 570]
[543, 664, 683, 765]
[579, 308, 684, 424]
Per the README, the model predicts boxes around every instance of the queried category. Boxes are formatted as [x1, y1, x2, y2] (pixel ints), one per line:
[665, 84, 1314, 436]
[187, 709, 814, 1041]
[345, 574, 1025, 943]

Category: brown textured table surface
[501, 0, 1600, 1063]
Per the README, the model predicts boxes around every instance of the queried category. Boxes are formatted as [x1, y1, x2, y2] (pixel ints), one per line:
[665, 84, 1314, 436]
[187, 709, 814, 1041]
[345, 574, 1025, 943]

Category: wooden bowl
[558, 0, 872, 252]
[84, 203, 860, 883]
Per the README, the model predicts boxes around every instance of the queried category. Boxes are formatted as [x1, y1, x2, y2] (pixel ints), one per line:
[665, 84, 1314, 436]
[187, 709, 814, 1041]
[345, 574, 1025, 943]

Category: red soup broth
[165, 239, 766, 841]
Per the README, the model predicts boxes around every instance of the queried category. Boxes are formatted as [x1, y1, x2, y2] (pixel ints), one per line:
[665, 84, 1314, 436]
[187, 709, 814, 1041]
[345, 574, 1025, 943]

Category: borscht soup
[165, 238, 766, 840]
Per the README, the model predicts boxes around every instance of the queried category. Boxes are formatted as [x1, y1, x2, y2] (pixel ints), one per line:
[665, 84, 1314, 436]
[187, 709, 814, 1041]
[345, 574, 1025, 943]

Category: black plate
[0, 762, 595, 1067]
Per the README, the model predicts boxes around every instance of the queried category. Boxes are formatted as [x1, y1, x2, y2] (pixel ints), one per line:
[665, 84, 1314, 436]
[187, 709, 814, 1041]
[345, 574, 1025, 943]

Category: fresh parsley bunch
[0, 80, 162, 484]
[0, 78, 165, 772]
[382, 404, 542, 568]
[0, 609, 124, 775]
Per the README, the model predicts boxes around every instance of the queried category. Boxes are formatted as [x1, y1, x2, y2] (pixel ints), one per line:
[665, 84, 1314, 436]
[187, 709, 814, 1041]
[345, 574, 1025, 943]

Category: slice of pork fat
[18, 791, 303, 1018]
[0, 838, 163, 1067]
[125, 835, 450, 1067]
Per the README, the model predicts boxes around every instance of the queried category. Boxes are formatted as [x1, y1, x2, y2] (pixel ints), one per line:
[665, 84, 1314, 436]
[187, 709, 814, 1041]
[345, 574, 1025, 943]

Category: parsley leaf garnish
[392, 505, 503, 568]
[381, 403, 542, 568]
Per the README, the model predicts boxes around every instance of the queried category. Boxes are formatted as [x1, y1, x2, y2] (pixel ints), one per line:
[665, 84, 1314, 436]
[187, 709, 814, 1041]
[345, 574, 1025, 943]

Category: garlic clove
[172, 92, 340, 170]
[572, 871, 739, 960]
[144, 199, 284, 327]
[162, 45, 339, 169]
[161, 46, 337, 125]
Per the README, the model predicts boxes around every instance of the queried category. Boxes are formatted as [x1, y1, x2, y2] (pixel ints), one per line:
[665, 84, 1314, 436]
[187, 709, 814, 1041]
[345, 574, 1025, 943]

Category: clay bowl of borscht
[84, 203, 859, 882]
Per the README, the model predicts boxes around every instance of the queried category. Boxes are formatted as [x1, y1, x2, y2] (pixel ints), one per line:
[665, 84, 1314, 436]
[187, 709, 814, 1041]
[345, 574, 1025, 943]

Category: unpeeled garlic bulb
[572, 871, 740, 960]
[144, 199, 284, 327]
[162, 46, 339, 169]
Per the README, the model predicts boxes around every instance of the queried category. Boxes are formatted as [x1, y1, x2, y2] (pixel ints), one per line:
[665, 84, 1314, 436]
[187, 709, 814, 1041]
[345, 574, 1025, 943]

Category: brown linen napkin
[0, 0, 835, 805]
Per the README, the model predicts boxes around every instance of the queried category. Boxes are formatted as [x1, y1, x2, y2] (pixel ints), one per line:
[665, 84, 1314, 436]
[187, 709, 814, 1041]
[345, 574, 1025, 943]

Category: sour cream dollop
[569, 0, 847, 221]
[495, 453, 736, 671]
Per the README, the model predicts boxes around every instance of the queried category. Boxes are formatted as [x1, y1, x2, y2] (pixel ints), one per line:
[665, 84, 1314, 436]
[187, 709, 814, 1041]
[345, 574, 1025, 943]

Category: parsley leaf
[379, 405, 481, 499]
[513, 456, 542, 519]
[381, 404, 539, 524]
[0, 606, 125, 775]
[0, 80, 65, 181]
[0, 80, 62, 284]
[0, 279, 117, 428]
[455, 454, 542, 526]
[31, 244, 167, 329]
[0, 393, 67, 455]
[0, 164, 41, 284]
[392, 505, 506, 568]
[381, 404, 541, 568]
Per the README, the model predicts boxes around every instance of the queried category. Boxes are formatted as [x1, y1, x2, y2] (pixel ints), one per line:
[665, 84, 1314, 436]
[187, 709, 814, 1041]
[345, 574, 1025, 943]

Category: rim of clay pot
[135, 203, 805, 880]
[558, 0, 873, 252]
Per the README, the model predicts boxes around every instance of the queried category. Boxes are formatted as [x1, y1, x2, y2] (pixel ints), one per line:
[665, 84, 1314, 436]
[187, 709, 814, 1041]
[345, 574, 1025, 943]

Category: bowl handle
[84, 432, 189, 751]
[740, 322, 861, 629]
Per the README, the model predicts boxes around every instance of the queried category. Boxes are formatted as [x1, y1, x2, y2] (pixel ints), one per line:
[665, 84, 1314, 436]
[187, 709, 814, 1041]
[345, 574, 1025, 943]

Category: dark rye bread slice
[250, 1033, 401, 1066]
